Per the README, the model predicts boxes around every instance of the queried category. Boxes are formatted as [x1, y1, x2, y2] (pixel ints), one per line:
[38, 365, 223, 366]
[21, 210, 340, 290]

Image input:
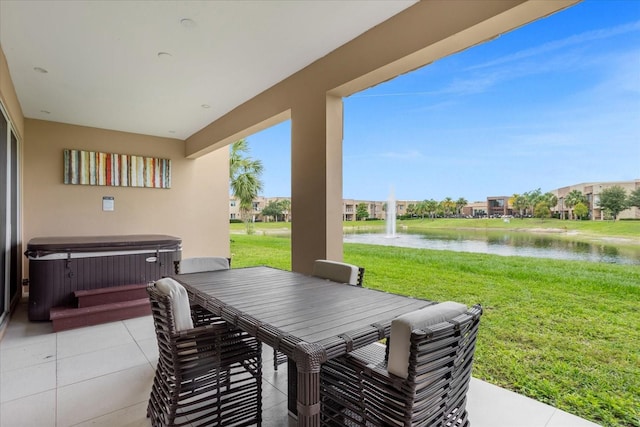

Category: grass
[230, 231, 640, 427]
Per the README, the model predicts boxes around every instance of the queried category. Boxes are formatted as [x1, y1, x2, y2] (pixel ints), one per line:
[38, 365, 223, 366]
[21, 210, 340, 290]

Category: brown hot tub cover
[25, 234, 181, 321]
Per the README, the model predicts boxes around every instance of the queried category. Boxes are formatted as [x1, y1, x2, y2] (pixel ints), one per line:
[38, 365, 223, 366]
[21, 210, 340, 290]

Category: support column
[291, 94, 343, 274]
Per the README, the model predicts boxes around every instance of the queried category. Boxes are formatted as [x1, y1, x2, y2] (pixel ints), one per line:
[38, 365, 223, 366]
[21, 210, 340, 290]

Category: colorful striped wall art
[63, 149, 171, 188]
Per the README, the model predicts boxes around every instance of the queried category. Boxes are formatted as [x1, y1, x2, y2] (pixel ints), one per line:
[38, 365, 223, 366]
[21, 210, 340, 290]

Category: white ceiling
[0, 0, 416, 140]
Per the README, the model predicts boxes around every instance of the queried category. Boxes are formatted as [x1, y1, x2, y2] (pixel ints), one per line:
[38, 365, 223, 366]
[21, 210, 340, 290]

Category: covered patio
[0, 1, 599, 426]
[1, 301, 598, 426]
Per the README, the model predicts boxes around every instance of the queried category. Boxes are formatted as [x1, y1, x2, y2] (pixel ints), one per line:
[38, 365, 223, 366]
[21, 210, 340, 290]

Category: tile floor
[0, 303, 600, 427]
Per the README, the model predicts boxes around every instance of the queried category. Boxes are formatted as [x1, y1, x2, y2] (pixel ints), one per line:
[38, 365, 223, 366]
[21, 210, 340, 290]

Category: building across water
[230, 179, 639, 222]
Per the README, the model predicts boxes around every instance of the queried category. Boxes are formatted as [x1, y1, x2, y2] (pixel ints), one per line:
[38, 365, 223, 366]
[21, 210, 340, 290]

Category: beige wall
[23, 119, 230, 277]
[0, 45, 24, 139]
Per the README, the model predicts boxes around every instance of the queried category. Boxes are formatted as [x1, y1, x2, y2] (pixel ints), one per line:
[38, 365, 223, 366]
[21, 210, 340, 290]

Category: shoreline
[233, 222, 640, 248]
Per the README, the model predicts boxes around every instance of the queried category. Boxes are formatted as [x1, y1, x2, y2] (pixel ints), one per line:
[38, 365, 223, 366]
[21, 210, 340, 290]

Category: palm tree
[455, 197, 468, 217]
[441, 197, 455, 217]
[279, 199, 291, 222]
[511, 193, 528, 218]
[230, 139, 263, 233]
[524, 188, 542, 217]
[541, 192, 558, 217]
[565, 190, 587, 220]
[425, 199, 438, 219]
[415, 200, 427, 219]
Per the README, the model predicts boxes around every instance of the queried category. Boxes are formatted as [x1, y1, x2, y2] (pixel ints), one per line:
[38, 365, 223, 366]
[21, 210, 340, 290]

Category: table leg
[294, 342, 327, 427]
[287, 359, 297, 416]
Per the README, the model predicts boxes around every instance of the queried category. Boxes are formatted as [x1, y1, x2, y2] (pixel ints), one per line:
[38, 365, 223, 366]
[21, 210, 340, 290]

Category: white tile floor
[0, 303, 600, 427]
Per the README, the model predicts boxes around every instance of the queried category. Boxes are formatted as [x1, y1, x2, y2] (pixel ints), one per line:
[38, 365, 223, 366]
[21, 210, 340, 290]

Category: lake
[343, 229, 640, 265]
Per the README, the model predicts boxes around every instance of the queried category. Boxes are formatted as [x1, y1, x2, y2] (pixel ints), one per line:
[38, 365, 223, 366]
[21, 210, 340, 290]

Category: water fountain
[386, 186, 397, 238]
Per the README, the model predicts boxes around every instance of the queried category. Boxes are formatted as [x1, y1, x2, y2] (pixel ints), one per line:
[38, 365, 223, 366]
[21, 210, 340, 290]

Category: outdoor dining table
[172, 265, 434, 427]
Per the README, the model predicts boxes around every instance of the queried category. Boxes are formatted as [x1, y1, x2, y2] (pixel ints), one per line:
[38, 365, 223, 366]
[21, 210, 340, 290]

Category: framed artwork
[63, 149, 171, 188]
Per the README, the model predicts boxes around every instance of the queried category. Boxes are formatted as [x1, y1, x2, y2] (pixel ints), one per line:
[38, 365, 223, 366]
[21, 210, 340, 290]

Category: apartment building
[462, 201, 489, 218]
[231, 179, 640, 223]
[487, 196, 512, 217]
[551, 180, 640, 220]
[230, 197, 420, 222]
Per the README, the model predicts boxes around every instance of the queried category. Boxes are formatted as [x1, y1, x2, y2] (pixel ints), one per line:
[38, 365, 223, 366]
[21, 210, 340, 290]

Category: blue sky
[244, 0, 640, 202]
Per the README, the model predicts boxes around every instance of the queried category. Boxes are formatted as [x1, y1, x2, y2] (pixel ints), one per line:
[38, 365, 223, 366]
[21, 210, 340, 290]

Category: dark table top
[173, 266, 433, 358]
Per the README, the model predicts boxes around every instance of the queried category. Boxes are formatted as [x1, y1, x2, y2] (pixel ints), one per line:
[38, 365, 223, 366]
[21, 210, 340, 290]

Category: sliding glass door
[0, 105, 20, 325]
[0, 111, 7, 320]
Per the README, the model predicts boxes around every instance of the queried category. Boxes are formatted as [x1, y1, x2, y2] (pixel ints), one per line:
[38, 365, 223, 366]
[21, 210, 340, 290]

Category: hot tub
[25, 234, 181, 321]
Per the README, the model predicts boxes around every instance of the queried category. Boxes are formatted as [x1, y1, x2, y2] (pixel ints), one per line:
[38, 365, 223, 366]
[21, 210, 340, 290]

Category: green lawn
[230, 232, 640, 427]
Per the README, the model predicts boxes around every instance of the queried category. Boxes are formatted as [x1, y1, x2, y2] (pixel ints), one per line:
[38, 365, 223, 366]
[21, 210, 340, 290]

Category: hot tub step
[75, 283, 149, 307]
[50, 298, 151, 332]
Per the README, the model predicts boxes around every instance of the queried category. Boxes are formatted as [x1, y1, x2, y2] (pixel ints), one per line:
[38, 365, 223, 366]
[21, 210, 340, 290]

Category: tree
[533, 201, 551, 220]
[455, 197, 468, 217]
[628, 187, 640, 209]
[261, 200, 283, 222]
[573, 202, 588, 220]
[541, 192, 558, 217]
[441, 197, 455, 217]
[565, 189, 587, 220]
[523, 188, 542, 217]
[356, 203, 369, 220]
[425, 199, 438, 219]
[279, 199, 291, 222]
[597, 186, 628, 220]
[414, 201, 425, 219]
[229, 139, 263, 233]
[511, 193, 528, 218]
[542, 192, 558, 210]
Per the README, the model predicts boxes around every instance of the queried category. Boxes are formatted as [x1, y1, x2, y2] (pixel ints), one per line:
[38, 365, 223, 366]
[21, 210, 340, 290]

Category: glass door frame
[0, 101, 21, 327]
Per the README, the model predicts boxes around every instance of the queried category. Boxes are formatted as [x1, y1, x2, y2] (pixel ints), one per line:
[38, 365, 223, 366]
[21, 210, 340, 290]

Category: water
[344, 229, 640, 265]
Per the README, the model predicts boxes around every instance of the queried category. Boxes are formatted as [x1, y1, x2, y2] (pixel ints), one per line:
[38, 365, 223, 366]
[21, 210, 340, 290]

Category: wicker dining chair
[173, 256, 231, 275]
[320, 302, 482, 427]
[273, 260, 365, 371]
[312, 259, 365, 287]
[146, 279, 262, 427]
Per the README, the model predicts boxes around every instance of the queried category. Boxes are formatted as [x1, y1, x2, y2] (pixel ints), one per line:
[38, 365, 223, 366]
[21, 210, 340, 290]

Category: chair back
[150, 278, 194, 332]
[398, 304, 482, 425]
[147, 285, 181, 369]
[175, 256, 230, 274]
[387, 301, 468, 379]
[312, 259, 363, 286]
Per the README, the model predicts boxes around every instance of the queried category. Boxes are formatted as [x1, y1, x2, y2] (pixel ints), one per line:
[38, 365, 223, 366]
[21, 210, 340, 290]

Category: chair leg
[274, 349, 287, 371]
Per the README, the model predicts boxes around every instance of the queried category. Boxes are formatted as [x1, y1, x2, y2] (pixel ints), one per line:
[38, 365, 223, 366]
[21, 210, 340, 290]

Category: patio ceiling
[0, 0, 416, 140]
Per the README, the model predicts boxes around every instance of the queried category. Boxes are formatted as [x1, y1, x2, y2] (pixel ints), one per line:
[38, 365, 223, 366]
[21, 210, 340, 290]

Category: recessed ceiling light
[34, 67, 48, 74]
[157, 52, 172, 58]
[201, 104, 210, 109]
[180, 18, 196, 28]
[40, 110, 50, 114]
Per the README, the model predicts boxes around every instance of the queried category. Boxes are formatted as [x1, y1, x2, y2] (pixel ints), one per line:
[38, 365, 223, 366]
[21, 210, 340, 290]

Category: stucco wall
[23, 119, 230, 278]
[0, 45, 24, 139]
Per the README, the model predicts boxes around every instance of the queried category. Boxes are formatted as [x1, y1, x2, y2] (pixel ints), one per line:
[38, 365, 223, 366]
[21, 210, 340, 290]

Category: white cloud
[469, 20, 640, 71]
